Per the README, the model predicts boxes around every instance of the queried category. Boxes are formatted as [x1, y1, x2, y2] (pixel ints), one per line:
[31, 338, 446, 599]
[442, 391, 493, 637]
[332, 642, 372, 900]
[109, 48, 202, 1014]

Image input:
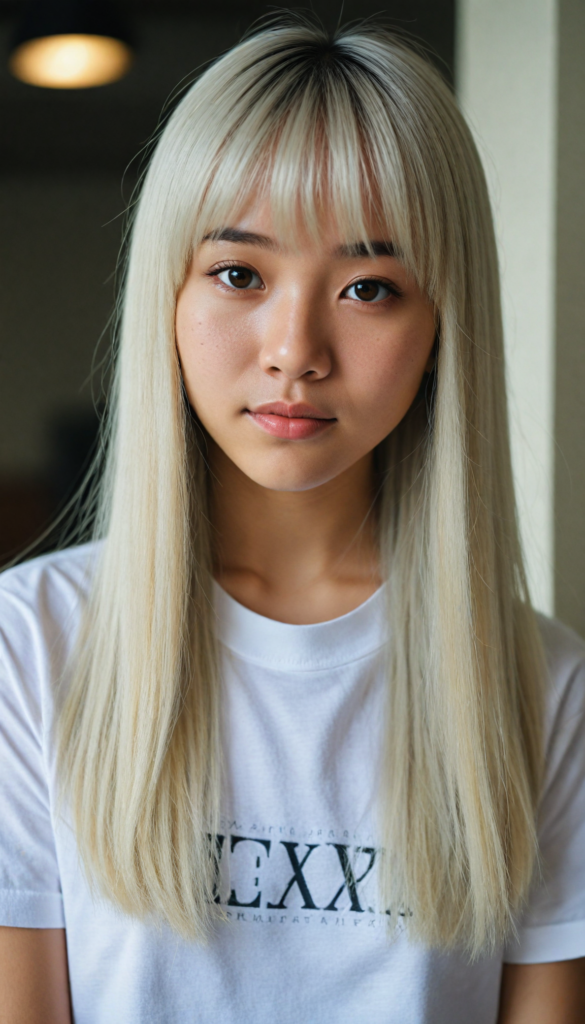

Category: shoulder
[535, 612, 585, 800]
[538, 612, 585, 682]
[537, 612, 585, 726]
[0, 541, 99, 609]
[0, 543, 101, 704]
[0, 542, 99, 632]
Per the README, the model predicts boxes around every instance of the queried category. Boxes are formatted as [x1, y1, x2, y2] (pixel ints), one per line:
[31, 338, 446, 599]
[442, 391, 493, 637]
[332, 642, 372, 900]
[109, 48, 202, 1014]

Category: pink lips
[246, 401, 336, 440]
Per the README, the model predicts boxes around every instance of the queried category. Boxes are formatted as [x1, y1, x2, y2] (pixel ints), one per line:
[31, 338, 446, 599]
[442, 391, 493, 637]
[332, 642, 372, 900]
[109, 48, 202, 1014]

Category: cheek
[343, 321, 433, 437]
[175, 288, 253, 404]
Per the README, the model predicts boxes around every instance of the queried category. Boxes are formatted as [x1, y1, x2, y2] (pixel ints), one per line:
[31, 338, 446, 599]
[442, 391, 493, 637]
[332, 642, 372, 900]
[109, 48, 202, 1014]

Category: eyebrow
[334, 240, 399, 259]
[203, 228, 399, 260]
[203, 228, 276, 250]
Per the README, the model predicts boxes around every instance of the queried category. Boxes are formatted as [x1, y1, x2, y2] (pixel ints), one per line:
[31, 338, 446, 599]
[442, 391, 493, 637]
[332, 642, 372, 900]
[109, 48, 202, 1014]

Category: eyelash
[206, 261, 403, 302]
[344, 280, 402, 303]
[207, 262, 263, 291]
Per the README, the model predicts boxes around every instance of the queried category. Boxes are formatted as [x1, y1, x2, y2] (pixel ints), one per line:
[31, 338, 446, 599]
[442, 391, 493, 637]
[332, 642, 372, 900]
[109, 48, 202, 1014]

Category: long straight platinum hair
[58, 20, 544, 956]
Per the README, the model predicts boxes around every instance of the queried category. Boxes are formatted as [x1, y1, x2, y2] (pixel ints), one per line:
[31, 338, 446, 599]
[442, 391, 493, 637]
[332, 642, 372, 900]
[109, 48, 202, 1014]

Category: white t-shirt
[1, 544, 585, 1024]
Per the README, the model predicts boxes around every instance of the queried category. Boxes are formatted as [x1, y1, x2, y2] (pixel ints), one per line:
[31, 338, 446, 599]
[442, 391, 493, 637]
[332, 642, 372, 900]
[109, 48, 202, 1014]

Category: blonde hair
[58, 19, 544, 955]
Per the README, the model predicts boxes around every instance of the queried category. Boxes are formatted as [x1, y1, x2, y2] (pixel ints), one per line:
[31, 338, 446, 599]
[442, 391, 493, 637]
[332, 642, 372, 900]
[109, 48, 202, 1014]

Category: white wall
[457, 0, 585, 634]
[456, 0, 558, 615]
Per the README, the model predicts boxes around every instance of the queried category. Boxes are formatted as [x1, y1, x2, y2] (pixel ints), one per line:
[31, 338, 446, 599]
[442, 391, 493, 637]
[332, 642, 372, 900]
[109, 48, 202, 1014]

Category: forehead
[201, 193, 400, 261]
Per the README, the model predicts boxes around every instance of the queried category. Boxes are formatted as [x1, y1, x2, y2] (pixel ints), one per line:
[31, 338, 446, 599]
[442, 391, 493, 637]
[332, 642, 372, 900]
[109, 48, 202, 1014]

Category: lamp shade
[9, 0, 133, 89]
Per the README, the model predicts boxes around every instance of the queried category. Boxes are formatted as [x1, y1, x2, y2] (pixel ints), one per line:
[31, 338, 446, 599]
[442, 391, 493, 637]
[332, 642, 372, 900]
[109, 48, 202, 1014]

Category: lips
[246, 401, 336, 440]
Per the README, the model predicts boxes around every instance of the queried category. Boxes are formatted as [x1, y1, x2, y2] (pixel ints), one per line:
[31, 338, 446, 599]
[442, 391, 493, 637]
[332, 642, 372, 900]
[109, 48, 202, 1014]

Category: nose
[258, 292, 332, 381]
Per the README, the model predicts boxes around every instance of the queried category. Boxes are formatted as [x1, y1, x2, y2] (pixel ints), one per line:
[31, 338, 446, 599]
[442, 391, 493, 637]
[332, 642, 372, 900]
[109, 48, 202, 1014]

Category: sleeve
[504, 631, 585, 963]
[0, 634, 65, 928]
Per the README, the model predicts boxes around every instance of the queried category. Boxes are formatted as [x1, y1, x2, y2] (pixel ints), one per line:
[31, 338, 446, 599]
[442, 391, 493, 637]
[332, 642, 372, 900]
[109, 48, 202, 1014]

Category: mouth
[245, 401, 337, 441]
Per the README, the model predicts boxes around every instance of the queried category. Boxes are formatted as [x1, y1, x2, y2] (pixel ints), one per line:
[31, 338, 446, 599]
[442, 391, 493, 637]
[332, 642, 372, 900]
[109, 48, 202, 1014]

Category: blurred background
[0, 0, 584, 635]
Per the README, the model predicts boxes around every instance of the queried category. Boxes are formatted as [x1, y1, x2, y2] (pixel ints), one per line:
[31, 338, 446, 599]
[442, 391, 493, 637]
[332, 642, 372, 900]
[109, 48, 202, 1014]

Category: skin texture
[176, 197, 437, 622]
[498, 960, 585, 1023]
[0, 927, 71, 1023]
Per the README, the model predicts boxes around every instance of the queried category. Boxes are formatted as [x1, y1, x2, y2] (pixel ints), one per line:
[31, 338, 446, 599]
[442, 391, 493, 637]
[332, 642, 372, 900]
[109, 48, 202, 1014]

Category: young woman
[0, 20, 584, 1024]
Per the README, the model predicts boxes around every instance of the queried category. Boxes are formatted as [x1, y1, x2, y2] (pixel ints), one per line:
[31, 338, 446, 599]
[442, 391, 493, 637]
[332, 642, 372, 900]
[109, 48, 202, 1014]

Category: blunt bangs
[151, 26, 465, 301]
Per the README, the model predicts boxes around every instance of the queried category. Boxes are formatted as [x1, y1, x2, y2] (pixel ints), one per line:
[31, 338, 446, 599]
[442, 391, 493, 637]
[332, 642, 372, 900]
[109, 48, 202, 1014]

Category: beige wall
[457, 0, 585, 633]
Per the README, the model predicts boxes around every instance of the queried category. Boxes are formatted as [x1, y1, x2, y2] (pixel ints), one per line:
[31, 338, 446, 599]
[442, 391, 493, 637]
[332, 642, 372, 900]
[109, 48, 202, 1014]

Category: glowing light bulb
[9, 33, 132, 89]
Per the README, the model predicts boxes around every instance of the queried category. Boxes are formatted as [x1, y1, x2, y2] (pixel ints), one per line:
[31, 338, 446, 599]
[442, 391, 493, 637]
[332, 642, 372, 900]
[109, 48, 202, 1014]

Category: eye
[345, 279, 392, 303]
[215, 265, 262, 290]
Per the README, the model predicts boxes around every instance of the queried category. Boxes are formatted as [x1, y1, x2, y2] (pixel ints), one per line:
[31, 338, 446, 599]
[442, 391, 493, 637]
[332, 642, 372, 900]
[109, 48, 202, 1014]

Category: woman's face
[176, 197, 436, 492]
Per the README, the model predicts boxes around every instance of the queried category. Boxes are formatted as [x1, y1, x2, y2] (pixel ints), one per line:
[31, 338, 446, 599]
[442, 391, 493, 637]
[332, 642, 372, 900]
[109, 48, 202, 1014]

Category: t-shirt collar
[213, 581, 388, 671]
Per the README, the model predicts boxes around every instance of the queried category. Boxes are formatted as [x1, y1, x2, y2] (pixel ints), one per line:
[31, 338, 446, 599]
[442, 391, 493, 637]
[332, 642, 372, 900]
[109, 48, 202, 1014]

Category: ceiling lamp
[9, 0, 133, 89]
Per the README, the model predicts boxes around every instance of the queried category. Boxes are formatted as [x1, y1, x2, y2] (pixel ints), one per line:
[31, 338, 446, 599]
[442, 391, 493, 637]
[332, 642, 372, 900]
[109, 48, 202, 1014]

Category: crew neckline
[213, 582, 388, 671]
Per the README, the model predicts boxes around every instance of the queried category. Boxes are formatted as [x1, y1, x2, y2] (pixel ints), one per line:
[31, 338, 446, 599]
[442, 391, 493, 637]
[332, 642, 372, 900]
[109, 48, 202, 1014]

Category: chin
[241, 458, 344, 494]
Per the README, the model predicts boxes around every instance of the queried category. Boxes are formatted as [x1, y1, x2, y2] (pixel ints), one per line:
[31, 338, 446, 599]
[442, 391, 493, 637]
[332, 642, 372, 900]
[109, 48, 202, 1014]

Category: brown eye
[346, 279, 390, 303]
[228, 267, 252, 288]
[217, 266, 262, 290]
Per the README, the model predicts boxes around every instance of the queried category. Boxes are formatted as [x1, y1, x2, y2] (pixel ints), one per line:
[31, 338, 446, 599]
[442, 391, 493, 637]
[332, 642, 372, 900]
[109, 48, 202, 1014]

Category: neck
[210, 445, 381, 624]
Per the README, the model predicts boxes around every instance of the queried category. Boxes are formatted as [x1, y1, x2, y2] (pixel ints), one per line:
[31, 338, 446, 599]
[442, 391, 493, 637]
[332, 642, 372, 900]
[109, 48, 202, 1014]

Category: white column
[457, 0, 585, 633]
[456, 0, 558, 615]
